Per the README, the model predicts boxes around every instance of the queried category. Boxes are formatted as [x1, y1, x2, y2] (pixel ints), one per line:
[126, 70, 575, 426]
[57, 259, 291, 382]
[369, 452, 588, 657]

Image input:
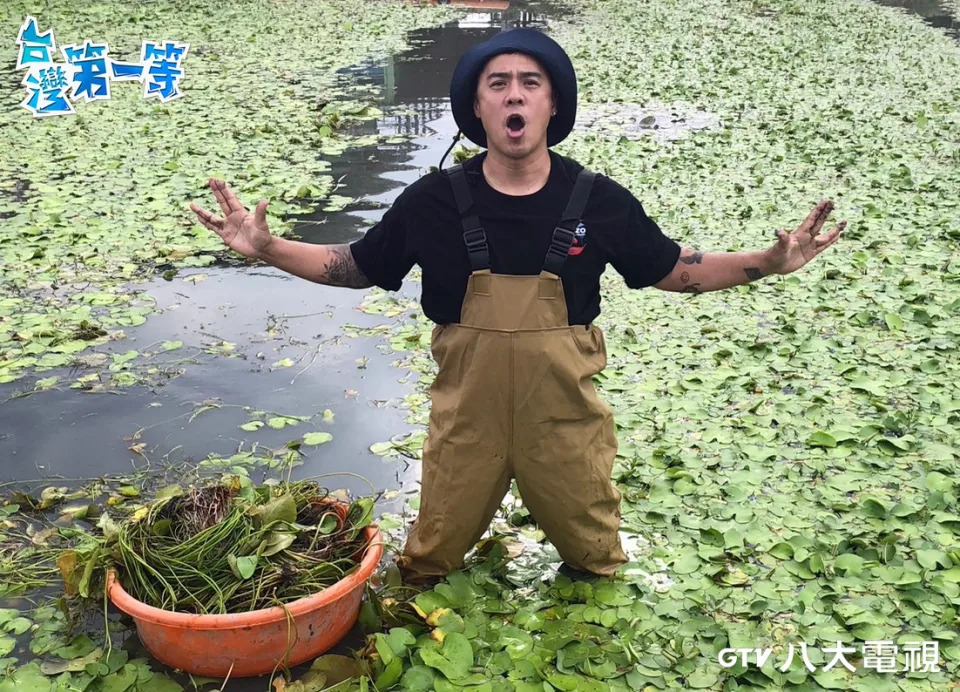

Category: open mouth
[505, 114, 525, 139]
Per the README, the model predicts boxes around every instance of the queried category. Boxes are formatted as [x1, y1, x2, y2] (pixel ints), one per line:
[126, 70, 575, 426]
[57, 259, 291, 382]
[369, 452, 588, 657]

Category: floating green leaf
[303, 432, 333, 446]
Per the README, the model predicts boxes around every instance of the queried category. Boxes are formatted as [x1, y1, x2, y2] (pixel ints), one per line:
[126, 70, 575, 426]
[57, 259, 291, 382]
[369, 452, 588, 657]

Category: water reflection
[336, 0, 556, 138]
[872, 0, 960, 40]
[344, 0, 958, 142]
[292, 1, 559, 242]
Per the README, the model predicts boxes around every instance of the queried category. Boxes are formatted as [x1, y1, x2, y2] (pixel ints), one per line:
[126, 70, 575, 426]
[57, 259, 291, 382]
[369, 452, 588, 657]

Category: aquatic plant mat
[0, 0, 458, 390]
[350, 0, 960, 690]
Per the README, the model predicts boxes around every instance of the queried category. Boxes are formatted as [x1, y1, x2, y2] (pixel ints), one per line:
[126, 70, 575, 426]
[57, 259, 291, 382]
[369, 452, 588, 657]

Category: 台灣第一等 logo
[16, 16, 188, 117]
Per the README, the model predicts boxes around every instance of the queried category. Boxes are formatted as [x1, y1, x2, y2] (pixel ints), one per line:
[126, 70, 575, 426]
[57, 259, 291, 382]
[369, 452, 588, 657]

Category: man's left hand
[767, 200, 846, 275]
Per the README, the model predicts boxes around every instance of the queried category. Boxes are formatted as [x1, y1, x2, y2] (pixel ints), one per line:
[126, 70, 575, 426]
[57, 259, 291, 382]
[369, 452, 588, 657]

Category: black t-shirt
[349, 151, 681, 325]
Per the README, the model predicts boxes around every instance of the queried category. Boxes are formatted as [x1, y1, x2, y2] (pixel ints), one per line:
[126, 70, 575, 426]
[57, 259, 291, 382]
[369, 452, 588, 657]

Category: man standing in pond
[190, 29, 845, 585]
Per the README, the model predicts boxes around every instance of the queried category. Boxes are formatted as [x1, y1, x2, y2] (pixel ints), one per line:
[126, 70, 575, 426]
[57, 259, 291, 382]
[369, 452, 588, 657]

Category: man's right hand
[190, 178, 274, 260]
[189, 177, 374, 289]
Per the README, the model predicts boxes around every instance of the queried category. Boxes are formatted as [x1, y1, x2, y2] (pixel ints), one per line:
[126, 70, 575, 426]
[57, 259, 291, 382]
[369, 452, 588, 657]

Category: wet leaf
[861, 497, 888, 518]
[303, 432, 333, 446]
[686, 668, 719, 688]
[419, 631, 472, 680]
[387, 628, 416, 658]
[227, 554, 258, 580]
[308, 654, 366, 686]
[806, 431, 837, 448]
[57, 551, 80, 595]
[142, 673, 184, 691]
[99, 663, 139, 692]
[39, 647, 104, 675]
[3, 618, 31, 636]
[400, 665, 436, 691]
[268, 416, 301, 429]
[0, 662, 49, 691]
[671, 551, 700, 574]
[917, 549, 950, 570]
[54, 635, 97, 660]
[834, 553, 864, 575]
[358, 600, 380, 634]
[375, 658, 403, 690]
[262, 494, 297, 526]
[260, 532, 296, 557]
[78, 547, 101, 598]
[155, 485, 183, 500]
[852, 624, 887, 641]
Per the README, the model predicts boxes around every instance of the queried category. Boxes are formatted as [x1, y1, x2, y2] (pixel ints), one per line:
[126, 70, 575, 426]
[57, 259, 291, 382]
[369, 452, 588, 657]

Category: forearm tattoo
[743, 267, 766, 282]
[323, 245, 373, 288]
[678, 250, 705, 265]
[679, 269, 702, 295]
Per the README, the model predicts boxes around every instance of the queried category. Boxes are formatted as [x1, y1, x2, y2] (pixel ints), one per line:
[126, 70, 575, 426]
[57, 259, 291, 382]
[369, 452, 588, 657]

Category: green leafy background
[0, 0, 456, 386]
[355, 0, 960, 690]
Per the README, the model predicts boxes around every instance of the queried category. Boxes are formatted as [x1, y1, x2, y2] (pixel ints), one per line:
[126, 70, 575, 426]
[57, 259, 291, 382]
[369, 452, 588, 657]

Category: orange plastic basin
[107, 525, 383, 678]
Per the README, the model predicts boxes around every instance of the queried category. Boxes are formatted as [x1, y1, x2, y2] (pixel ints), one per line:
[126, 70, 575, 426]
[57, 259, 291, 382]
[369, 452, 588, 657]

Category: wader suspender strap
[447, 164, 490, 271]
[542, 169, 596, 275]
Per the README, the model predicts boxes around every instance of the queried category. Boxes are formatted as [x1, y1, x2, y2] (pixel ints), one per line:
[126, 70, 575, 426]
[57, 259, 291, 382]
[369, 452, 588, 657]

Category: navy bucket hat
[449, 28, 577, 148]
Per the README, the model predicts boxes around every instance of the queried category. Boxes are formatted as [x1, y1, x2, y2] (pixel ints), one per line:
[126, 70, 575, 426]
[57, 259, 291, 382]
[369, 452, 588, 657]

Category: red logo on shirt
[568, 222, 587, 256]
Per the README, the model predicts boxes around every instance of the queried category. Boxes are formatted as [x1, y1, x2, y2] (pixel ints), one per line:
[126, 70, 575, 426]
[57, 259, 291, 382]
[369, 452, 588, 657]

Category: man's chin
[488, 137, 545, 159]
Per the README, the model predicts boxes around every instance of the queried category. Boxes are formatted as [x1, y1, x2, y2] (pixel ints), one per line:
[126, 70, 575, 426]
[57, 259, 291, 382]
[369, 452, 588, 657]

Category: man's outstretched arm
[654, 200, 846, 294]
[190, 178, 373, 289]
[259, 239, 373, 289]
[652, 247, 774, 295]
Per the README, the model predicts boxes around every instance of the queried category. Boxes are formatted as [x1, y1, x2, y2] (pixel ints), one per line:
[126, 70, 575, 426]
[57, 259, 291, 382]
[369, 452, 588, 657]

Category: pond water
[873, 0, 960, 39]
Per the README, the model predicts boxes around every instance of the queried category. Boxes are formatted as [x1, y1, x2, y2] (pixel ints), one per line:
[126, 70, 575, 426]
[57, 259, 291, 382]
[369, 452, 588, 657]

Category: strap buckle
[463, 226, 486, 251]
[545, 225, 575, 258]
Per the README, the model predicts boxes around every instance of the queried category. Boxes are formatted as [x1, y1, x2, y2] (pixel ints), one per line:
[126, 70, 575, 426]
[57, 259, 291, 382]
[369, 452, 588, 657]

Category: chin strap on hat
[438, 129, 463, 171]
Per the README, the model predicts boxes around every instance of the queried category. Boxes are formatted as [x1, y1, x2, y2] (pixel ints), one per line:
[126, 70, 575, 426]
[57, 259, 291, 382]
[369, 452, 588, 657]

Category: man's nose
[506, 82, 524, 105]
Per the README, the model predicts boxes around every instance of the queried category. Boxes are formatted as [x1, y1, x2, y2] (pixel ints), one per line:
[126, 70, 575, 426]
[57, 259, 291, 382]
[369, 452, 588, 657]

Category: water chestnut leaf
[303, 432, 333, 446]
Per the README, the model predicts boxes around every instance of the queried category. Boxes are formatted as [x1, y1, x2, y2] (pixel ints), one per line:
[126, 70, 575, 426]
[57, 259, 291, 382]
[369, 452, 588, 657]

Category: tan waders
[397, 165, 628, 583]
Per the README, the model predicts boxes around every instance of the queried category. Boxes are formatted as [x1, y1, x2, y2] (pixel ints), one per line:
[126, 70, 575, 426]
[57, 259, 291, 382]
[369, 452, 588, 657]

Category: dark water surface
[873, 0, 960, 39]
